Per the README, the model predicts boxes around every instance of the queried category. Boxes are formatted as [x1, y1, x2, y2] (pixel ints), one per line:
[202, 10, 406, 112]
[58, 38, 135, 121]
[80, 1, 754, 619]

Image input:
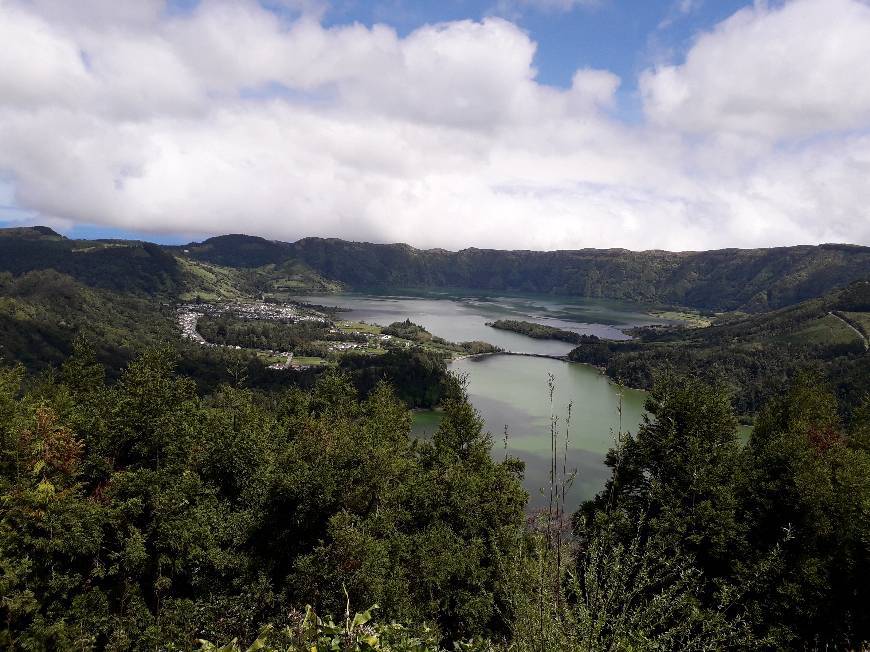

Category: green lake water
[295, 291, 670, 510]
[413, 354, 648, 510]
[299, 291, 671, 356]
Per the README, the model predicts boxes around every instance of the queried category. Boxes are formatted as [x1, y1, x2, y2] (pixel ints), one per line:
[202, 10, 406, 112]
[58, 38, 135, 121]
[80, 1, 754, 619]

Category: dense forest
[173, 232, 870, 311]
[568, 281, 870, 418]
[487, 320, 586, 344]
[1, 347, 867, 650]
[4, 227, 869, 312]
[1, 225, 869, 649]
[280, 237, 868, 312]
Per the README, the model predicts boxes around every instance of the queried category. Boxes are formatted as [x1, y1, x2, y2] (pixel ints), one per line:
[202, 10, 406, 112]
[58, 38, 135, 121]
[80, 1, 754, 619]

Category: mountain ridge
[2, 227, 868, 312]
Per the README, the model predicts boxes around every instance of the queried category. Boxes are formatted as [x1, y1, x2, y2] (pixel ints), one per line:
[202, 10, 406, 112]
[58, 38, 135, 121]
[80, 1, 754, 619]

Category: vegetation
[0, 348, 526, 650]
[487, 320, 583, 344]
[569, 281, 870, 417]
[0, 339, 867, 649]
[286, 237, 870, 312]
[383, 319, 434, 343]
[1, 225, 869, 650]
[4, 227, 869, 313]
[0, 270, 175, 375]
[196, 314, 341, 353]
[570, 374, 870, 649]
[339, 349, 449, 408]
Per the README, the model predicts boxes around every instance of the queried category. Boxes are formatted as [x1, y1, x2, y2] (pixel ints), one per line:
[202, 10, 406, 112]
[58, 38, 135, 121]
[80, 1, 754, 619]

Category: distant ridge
[171, 234, 870, 312]
[1, 226, 868, 312]
[0, 225, 63, 239]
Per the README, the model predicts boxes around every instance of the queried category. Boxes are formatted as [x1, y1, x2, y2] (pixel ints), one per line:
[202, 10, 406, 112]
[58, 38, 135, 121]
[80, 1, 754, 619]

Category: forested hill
[569, 280, 870, 416]
[180, 234, 870, 312]
[0, 226, 181, 295]
[286, 238, 870, 311]
[2, 227, 869, 312]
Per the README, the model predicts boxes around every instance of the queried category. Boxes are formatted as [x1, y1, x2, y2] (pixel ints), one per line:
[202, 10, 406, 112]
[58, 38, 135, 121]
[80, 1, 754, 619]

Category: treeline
[2, 348, 868, 650]
[383, 320, 501, 356]
[195, 314, 365, 353]
[487, 319, 583, 344]
[285, 236, 870, 312]
[569, 281, 870, 418]
[0, 229, 182, 296]
[564, 374, 870, 650]
[382, 319, 433, 342]
[339, 348, 449, 408]
[0, 270, 176, 375]
[0, 346, 526, 650]
[4, 227, 870, 312]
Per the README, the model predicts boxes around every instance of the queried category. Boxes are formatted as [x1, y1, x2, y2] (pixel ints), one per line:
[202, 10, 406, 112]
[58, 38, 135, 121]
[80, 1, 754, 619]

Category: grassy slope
[574, 281, 870, 417]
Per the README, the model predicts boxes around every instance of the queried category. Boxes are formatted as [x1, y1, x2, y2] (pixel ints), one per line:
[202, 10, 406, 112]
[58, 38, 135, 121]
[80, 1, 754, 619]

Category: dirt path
[829, 311, 869, 351]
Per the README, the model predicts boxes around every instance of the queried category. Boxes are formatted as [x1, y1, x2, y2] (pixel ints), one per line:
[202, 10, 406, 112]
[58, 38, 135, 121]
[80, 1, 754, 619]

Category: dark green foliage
[3, 227, 868, 312]
[487, 320, 583, 344]
[0, 350, 526, 649]
[339, 348, 449, 408]
[579, 375, 744, 583]
[576, 373, 870, 651]
[382, 319, 433, 343]
[569, 282, 870, 417]
[380, 322, 500, 357]
[736, 375, 870, 648]
[196, 314, 332, 352]
[566, 335, 611, 366]
[0, 228, 182, 296]
[177, 234, 292, 268]
[288, 237, 870, 312]
[0, 270, 176, 376]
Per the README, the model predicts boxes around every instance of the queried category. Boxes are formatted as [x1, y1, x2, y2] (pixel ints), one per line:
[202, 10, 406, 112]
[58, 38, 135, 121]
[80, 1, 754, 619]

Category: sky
[1, 0, 869, 250]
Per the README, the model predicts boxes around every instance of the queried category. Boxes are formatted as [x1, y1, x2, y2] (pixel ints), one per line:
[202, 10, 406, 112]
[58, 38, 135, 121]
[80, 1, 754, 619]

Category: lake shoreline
[449, 351, 643, 395]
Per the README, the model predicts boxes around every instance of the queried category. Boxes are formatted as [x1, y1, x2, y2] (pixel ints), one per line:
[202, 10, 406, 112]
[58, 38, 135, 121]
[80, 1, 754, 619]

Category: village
[176, 300, 399, 370]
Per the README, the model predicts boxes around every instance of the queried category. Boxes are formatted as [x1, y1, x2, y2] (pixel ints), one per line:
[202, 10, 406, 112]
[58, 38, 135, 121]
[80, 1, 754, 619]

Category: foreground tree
[737, 375, 870, 648]
[0, 350, 527, 649]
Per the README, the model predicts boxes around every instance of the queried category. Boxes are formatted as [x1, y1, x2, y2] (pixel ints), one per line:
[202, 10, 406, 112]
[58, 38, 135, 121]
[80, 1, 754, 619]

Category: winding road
[829, 311, 869, 351]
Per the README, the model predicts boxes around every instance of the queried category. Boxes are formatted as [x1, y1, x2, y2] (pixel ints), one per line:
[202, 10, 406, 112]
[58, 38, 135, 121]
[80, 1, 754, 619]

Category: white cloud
[0, 0, 868, 251]
[641, 0, 870, 139]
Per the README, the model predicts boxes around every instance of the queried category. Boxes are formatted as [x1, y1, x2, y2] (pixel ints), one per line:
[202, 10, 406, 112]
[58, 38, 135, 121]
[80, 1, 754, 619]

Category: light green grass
[783, 313, 862, 346]
[293, 356, 329, 366]
[648, 310, 713, 328]
[841, 311, 870, 336]
[338, 321, 383, 335]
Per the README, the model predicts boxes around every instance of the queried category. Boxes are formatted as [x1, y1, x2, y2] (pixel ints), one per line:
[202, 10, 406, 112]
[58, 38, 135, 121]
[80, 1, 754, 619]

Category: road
[829, 311, 869, 351]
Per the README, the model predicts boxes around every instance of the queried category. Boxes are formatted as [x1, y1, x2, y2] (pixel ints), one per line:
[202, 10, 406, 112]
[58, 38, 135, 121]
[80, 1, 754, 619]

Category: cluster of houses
[176, 302, 394, 371]
[177, 302, 302, 368]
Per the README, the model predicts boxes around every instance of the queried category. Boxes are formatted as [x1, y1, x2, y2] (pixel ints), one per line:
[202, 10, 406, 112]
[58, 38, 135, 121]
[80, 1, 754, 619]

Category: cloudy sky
[1, 0, 869, 250]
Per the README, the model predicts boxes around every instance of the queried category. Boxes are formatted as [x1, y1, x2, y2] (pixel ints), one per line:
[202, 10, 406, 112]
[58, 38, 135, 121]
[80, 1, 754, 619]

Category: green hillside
[0, 228, 340, 301]
[170, 233, 869, 312]
[569, 280, 870, 416]
[2, 228, 867, 312]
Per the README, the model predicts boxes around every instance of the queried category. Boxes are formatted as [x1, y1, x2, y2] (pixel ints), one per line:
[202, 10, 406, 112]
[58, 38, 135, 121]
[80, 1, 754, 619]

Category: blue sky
[1, 0, 867, 250]
[319, 0, 751, 88]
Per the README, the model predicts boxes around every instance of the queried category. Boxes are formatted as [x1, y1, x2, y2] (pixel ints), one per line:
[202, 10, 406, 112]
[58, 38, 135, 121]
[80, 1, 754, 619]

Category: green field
[782, 313, 863, 346]
[338, 321, 383, 334]
[842, 311, 870, 336]
[292, 356, 330, 366]
[649, 310, 714, 328]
